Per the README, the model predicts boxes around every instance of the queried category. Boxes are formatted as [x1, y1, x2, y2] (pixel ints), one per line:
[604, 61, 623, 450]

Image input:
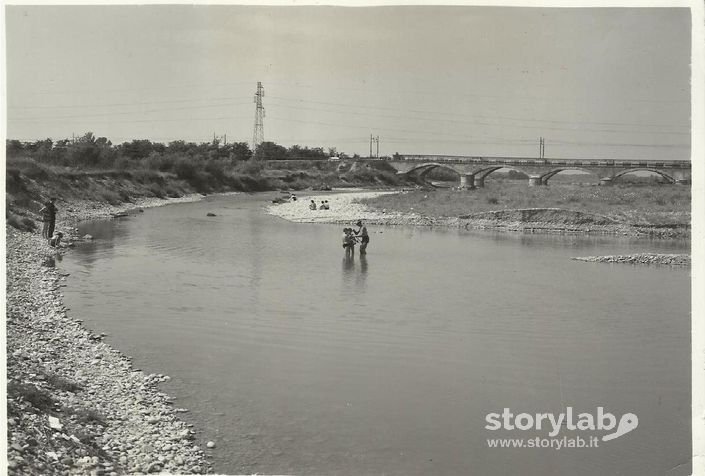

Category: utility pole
[252, 82, 265, 154]
[376, 135, 380, 158]
[539, 137, 545, 159]
[369, 134, 373, 158]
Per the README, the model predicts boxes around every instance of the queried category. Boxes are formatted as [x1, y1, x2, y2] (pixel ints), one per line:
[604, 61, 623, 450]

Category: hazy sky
[5, 5, 692, 159]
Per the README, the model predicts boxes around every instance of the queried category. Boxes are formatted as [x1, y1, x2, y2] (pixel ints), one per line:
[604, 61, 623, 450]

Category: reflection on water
[341, 253, 369, 292]
[62, 194, 690, 476]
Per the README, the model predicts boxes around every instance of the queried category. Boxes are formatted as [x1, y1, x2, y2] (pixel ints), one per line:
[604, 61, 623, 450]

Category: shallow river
[60, 193, 691, 476]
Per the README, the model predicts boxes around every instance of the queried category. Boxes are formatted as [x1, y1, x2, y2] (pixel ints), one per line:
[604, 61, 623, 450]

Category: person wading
[39, 198, 57, 244]
[342, 228, 356, 257]
[354, 220, 369, 254]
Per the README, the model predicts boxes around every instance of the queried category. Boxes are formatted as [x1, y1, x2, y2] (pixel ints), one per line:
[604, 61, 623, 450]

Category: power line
[8, 96, 253, 111]
[8, 92, 689, 139]
[264, 80, 689, 105]
[13, 91, 687, 131]
[266, 99, 688, 136]
[8, 114, 252, 125]
[9, 101, 253, 121]
[268, 94, 688, 130]
[266, 114, 690, 148]
[24, 80, 256, 97]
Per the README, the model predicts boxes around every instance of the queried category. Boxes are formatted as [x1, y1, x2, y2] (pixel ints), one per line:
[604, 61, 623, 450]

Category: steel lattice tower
[252, 82, 265, 153]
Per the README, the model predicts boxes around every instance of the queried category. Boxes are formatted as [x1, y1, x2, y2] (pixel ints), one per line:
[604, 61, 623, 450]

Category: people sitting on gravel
[309, 200, 317, 210]
[322, 201, 330, 210]
[354, 220, 369, 254]
[39, 198, 57, 244]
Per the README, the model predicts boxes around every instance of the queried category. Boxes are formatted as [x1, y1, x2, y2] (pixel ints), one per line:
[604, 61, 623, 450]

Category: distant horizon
[5, 5, 692, 160]
[4, 132, 694, 164]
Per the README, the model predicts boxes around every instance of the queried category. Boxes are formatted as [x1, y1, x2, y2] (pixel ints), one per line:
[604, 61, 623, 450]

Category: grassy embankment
[5, 157, 406, 232]
[361, 182, 690, 228]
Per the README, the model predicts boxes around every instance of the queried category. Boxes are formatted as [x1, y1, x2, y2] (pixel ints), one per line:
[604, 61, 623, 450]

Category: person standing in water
[354, 220, 369, 254]
[342, 228, 356, 256]
[39, 198, 57, 243]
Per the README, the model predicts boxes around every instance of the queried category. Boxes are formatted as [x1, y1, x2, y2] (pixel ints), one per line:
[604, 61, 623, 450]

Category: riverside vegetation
[6, 133, 407, 232]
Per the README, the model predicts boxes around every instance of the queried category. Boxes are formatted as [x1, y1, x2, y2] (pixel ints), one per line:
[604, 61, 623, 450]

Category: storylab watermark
[485, 407, 638, 450]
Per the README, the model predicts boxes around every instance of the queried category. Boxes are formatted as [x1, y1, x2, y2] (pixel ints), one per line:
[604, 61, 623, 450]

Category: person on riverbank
[49, 231, 63, 248]
[354, 220, 369, 254]
[39, 198, 57, 243]
[310, 200, 317, 210]
[323, 200, 330, 210]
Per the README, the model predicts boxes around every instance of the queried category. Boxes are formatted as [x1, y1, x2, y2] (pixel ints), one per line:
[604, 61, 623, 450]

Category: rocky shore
[572, 253, 691, 266]
[6, 195, 214, 475]
[267, 190, 689, 238]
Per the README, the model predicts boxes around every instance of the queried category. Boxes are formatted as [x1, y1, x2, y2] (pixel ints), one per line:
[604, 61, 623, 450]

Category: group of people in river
[309, 200, 330, 210]
[342, 220, 369, 256]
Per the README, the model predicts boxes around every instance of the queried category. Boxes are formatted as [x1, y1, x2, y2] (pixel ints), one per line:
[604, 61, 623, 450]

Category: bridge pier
[459, 174, 476, 190]
[528, 176, 544, 187]
[473, 176, 485, 188]
[599, 177, 614, 186]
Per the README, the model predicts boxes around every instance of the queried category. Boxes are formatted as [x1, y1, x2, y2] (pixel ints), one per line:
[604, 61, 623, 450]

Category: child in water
[342, 228, 356, 255]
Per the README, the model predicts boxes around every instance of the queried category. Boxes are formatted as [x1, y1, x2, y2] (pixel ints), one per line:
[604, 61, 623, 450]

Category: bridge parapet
[388, 155, 690, 169]
[374, 155, 690, 188]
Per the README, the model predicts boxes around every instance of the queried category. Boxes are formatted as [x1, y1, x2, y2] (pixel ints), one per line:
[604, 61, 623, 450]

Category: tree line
[6, 133, 355, 170]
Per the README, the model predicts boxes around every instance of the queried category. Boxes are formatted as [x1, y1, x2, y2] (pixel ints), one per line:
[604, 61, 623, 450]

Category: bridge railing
[384, 155, 690, 169]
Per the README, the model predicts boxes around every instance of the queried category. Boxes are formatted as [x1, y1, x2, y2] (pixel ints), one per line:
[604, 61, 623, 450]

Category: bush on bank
[5, 134, 408, 229]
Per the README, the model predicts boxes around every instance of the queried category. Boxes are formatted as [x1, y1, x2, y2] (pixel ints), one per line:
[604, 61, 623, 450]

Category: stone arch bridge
[364, 155, 691, 188]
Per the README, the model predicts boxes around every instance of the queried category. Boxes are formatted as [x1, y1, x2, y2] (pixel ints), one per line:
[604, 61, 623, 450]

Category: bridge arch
[474, 166, 505, 180]
[407, 163, 462, 187]
[612, 168, 675, 184]
[406, 163, 462, 176]
[471, 166, 532, 187]
[540, 167, 599, 184]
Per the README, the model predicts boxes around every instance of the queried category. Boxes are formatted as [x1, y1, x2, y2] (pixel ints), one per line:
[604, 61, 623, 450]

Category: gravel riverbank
[267, 190, 689, 238]
[6, 194, 213, 475]
[572, 253, 691, 266]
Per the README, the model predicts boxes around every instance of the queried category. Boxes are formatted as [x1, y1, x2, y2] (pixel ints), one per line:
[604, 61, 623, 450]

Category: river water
[60, 193, 691, 476]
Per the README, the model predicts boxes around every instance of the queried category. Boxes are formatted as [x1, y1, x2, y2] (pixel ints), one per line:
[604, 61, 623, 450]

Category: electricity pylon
[252, 82, 265, 154]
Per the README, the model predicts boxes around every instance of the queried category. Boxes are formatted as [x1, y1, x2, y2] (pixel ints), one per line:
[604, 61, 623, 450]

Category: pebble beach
[266, 190, 403, 224]
[572, 253, 691, 266]
[266, 190, 688, 238]
[6, 195, 213, 475]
